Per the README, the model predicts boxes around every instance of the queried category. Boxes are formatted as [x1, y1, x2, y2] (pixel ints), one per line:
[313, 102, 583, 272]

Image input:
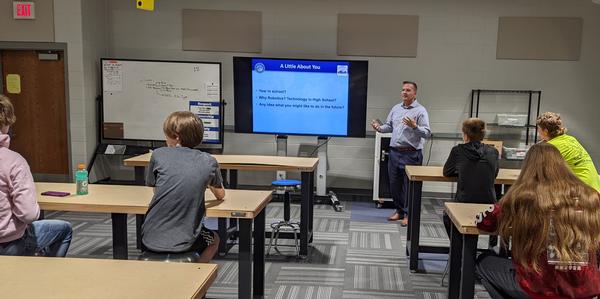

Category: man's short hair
[163, 111, 204, 148]
[0, 95, 16, 128]
[462, 118, 486, 141]
[402, 81, 418, 91]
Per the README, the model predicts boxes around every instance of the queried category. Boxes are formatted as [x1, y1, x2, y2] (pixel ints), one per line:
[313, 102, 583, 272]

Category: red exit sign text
[13, 2, 35, 19]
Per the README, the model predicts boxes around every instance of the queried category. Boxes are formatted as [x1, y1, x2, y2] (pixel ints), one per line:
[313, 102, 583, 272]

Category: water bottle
[75, 163, 89, 195]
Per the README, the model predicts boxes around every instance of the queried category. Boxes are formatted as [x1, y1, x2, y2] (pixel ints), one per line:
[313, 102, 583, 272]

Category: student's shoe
[400, 218, 409, 227]
[387, 212, 402, 221]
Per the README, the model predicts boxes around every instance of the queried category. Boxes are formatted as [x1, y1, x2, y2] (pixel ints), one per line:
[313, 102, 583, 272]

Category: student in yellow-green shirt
[536, 112, 600, 193]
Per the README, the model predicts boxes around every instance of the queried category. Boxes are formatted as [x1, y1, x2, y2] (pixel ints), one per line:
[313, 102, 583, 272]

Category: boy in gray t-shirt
[142, 111, 225, 263]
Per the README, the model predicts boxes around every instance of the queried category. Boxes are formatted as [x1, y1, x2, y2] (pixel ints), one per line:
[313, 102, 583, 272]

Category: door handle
[380, 150, 389, 162]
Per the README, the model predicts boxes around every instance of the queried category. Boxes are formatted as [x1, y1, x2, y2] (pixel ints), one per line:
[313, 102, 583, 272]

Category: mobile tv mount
[276, 135, 343, 212]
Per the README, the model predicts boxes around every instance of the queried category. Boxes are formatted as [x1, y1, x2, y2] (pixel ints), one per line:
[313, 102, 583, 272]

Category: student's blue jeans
[0, 220, 72, 257]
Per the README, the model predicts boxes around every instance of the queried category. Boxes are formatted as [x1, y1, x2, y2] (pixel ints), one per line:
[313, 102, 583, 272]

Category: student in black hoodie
[442, 118, 499, 237]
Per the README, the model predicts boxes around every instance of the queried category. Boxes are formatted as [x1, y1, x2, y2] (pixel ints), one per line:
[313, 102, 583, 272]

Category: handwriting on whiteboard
[140, 79, 200, 99]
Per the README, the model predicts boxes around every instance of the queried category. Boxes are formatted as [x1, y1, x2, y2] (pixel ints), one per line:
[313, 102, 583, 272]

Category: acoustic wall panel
[182, 9, 262, 53]
[497, 17, 582, 61]
[337, 14, 419, 57]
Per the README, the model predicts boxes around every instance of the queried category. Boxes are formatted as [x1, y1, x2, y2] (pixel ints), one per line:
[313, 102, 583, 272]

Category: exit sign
[13, 1, 35, 19]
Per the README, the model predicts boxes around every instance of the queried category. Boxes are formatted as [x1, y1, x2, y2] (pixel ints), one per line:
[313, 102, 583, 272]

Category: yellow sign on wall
[6, 74, 21, 94]
[136, 0, 154, 11]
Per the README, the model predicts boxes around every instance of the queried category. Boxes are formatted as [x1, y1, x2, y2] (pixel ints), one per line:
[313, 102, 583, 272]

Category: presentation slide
[251, 59, 349, 136]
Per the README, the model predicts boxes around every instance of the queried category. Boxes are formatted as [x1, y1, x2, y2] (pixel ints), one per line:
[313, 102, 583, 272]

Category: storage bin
[503, 146, 528, 160]
[496, 114, 528, 126]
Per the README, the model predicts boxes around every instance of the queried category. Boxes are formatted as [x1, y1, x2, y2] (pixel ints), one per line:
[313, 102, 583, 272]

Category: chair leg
[273, 226, 281, 254]
[292, 226, 300, 257]
[284, 191, 291, 222]
[267, 223, 280, 256]
[441, 259, 449, 286]
[267, 226, 276, 256]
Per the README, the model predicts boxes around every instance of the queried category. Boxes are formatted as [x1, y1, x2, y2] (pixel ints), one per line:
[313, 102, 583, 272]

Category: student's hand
[209, 185, 225, 200]
[402, 117, 417, 128]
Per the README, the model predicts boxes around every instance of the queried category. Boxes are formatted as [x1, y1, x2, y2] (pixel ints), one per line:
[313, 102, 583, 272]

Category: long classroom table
[445, 202, 494, 299]
[0, 256, 217, 299]
[124, 153, 319, 256]
[36, 182, 271, 299]
[403, 165, 519, 271]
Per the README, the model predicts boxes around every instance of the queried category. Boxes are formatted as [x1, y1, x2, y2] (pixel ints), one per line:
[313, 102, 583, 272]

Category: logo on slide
[337, 65, 348, 76]
[255, 63, 266, 73]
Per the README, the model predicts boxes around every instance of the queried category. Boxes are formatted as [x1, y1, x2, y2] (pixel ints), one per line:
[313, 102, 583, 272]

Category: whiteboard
[101, 59, 222, 146]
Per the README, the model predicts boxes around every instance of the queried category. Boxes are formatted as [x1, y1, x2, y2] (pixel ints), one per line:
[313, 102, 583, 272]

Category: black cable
[309, 137, 331, 157]
[426, 134, 434, 166]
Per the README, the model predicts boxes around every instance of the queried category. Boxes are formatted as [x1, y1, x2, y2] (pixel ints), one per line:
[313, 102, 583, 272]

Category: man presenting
[372, 81, 431, 226]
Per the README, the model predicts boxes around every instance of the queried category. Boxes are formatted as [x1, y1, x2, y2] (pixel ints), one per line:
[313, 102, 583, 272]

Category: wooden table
[36, 182, 271, 299]
[124, 153, 319, 256]
[404, 165, 519, 271]
[0, 256, 217, 298]
[445, 202, 494, 299]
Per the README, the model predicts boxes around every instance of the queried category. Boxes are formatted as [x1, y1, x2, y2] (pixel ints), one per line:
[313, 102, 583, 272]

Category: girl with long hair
[475, 142, 600, 298]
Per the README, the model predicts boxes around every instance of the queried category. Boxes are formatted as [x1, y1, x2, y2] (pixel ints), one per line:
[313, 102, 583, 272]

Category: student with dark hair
[475, 142, 600, 298]
[141, 111, 225, 263]
[442, 118, 499, 237]
[0, 95, 72, 257]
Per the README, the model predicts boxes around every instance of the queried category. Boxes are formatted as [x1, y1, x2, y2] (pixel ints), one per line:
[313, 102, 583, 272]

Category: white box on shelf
[503, 146, 528, 160]
[496, 114, 528, 126]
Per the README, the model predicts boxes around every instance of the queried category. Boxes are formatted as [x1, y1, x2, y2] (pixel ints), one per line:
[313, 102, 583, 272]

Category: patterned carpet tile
[314, 205, 352, 220]
[420, 292, 446, 299]
[349, 264, 409, 291]
[307, 244, 345, 265]
[349, 221, 400, 234]
[313, 231, 349, 246]
[345, 248, 406, 266]
[276, 266, 345, 286]
[203, 286, 245, 299]
[349, 231, 399, 250]
[272, 285, 340, 299]
[314, 218, 349, 233]
[343, 289, 415, 298]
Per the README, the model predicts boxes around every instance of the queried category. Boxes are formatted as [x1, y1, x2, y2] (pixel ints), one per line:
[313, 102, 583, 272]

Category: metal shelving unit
[470, 89, 542, 166]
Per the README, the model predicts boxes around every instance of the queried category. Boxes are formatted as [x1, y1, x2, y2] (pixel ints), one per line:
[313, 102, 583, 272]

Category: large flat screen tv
[234, 57, 368, 137]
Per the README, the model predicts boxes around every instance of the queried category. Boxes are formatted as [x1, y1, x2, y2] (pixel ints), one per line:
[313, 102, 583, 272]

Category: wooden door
[1, 50, 69, 175]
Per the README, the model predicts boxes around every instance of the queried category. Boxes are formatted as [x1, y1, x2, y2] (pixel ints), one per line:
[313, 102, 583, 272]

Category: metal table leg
[448, 223, 463, 298]
[253, 210, 266, 296]
[408, 180, 422, 271]
[300, 171, 314, 256]
[459, 235, 478, 299]
[136, 214, 144, 249]
[238, 218, 253, 299]
[111, 213, 128, 260]
[134, 166, 145, 185]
